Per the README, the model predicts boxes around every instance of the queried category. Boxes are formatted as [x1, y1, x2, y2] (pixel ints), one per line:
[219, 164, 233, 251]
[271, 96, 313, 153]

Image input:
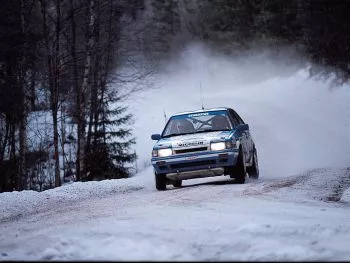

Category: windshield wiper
[195, 129, 231, 134]
[162, 132, 197, 138]
[162, 129, 231, 138]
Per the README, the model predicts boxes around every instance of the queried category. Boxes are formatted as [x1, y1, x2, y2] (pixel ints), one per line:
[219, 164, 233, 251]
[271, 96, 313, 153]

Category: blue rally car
[151, 107, 259, 190]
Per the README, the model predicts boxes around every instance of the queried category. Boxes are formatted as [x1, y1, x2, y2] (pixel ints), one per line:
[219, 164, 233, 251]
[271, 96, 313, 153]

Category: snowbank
[0, 168, 153, 222]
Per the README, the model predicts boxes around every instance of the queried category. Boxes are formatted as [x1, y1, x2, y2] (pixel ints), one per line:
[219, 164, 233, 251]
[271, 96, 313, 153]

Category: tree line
[150, 0, 350, 83]
[0, 0, 145, 192]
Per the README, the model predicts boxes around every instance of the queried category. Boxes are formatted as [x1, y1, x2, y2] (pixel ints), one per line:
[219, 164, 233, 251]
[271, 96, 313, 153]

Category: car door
[231, 110, 252, 162]
[228, 110, 246, 155]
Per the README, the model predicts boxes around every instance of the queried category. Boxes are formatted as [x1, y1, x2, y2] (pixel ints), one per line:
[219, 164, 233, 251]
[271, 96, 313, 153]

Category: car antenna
[163, 109, 167, 125]
[200, 82, 204, 110]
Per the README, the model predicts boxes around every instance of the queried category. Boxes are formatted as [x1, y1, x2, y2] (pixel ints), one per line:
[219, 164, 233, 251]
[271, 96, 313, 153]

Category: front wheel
[247, 147, 259, 179]
[155, 172, 167, 191]
[229, 149, 246, 184]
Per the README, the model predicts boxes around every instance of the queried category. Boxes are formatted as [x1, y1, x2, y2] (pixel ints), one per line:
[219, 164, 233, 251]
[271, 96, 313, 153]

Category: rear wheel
[229, 149, 246, 184]
[247, 147, 259, 179]
[173, 180, 182, 188]
[155, 172, 167, 191]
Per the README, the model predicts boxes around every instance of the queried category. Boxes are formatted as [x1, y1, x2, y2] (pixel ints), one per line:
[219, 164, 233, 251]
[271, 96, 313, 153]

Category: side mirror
[238, 124, 249, 130]
[151, 134, 161, 140]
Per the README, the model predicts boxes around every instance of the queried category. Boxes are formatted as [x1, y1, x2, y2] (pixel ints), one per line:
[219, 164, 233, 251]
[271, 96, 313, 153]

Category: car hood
[154, 130, 235, 149]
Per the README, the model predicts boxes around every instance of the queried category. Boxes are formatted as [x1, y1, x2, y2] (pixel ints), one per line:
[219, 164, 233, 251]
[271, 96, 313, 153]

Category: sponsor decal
[178, 141, 204, 147]
[188, 112, 209, 118]
[186, 156, 198, 160]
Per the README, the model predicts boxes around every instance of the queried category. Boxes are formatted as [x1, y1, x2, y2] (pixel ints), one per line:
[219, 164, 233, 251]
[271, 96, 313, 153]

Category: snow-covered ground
[1, 44, 350, 261]
[0, 166, 350, 261]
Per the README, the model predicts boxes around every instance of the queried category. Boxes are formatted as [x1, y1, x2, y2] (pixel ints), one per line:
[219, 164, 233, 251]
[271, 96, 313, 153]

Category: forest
[1, 0, 349, 192]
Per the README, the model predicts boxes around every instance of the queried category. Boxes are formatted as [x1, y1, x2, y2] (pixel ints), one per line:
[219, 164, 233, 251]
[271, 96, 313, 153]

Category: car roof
[172, 107, 231, 116]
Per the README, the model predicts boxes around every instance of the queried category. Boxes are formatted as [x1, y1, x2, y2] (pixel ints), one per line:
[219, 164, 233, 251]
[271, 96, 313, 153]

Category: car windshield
[162, 110, 232, 137]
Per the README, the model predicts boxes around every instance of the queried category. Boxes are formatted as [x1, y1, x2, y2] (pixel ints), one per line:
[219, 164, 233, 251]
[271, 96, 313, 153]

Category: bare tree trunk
[86, 70, 98, 178]
[9, 122, 17, 190]
[69, 0, 81, 181]
[19, 0, 27, 190]
[40, 0, 61, 187]
[60, 104, 66, 178]
[78, 0, 96, 180]
[53, 109, 60, 187]
[19, 116, 27, 189]
[30, 68, 36, 111]
[0, 118, 9, 163]
[53, 0, 61, 187]
[94, 0, 113, 148]
[86, 0, 101, 176]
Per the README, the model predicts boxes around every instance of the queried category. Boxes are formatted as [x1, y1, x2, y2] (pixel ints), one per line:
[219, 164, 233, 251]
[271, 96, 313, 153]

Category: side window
[162, 118, 175, 136]
[228, 109, 239, 127]
[233, 110, 245, 124]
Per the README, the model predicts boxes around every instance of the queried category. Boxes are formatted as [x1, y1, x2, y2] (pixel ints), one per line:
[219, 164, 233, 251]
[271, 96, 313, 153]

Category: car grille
[174, 147, 208, 155]
[170, 160, 216, 170]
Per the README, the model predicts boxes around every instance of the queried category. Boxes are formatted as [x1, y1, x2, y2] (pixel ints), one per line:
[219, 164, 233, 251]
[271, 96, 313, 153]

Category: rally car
[151, 107, 259, 190]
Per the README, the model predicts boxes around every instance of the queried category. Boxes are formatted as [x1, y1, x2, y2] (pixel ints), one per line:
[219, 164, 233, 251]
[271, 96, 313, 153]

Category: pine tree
[85, 87, 136, 181]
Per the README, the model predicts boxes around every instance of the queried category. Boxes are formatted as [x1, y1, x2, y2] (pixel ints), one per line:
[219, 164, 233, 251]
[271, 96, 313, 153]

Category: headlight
[152, 149, 158, 157]
[210, 142, 226, 151]
[158, 148, 173, 157]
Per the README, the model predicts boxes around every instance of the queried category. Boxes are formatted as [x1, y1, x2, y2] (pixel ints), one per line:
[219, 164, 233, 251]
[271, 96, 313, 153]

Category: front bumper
[151, 149, 239, 180]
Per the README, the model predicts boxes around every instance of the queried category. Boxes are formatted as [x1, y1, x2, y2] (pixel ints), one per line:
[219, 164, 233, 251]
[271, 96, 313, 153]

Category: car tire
[173, 180, 182, 188]
[247, 147, 259, 179]
[230, 148, 246, 184]
[155, 172, 167, 191]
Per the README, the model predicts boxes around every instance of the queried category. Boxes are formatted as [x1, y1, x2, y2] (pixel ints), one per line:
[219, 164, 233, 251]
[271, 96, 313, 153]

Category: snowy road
[1, 166, 350, 261]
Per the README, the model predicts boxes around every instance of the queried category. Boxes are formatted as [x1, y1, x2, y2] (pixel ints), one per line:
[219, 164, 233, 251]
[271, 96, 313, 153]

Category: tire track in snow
[239, 167, 350, 204]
